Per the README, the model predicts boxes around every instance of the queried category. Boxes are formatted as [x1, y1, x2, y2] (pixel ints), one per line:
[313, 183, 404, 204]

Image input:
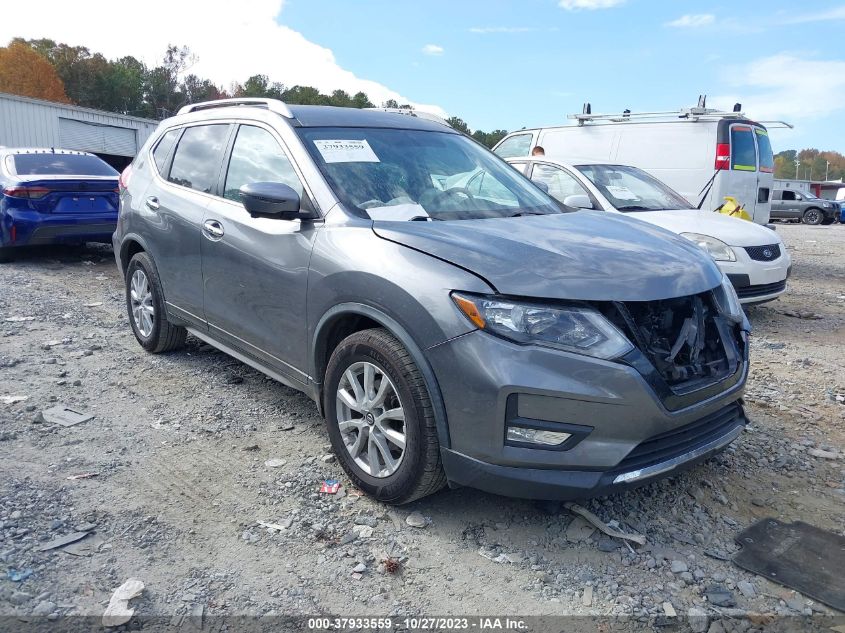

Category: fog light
[506, 427, 572, 446]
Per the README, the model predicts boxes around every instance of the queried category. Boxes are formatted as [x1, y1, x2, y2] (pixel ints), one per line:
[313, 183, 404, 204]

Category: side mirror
[563, 194, 593, 209]
[240, 182, 312, 219]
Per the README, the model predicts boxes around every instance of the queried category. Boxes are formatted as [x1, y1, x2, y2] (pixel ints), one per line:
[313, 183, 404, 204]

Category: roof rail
[757, 120, 794, 129]
[177, 98, 293, 118]
[567, 107, 748, 125]
[365, 107, 451, 128]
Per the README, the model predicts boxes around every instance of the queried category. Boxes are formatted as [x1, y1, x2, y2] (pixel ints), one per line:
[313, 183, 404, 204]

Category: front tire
[323, 328, 446, 504]
[125, 252, 186, 353]
[802, 208, 823, 225]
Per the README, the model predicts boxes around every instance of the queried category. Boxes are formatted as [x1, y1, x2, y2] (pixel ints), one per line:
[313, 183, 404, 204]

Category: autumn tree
[0, 42, 69, 102]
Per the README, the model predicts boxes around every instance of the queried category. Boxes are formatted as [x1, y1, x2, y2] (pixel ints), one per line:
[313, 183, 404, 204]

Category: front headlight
[713, 275, 745, 323]
[451, 293, 633, 359]
[823, 202, 831, 208]
[680, 233, 736, 261]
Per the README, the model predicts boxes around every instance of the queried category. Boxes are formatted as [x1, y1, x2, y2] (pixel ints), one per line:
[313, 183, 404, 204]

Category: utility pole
[795, 159, 800, 180]
[826, 160, 830, 181]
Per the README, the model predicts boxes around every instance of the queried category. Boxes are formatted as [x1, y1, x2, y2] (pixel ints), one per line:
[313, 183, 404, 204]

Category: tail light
[2, 185, 50, 199]
[715, 143, 731, 170]
[119, 165, 133, 191]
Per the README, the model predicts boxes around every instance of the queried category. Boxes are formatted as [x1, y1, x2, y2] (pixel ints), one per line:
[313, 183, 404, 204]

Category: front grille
[609, 292, 738, 388]
[735, 280, 786, 299]
[744, 244, 781, 261]
[614, 403, 744, 473]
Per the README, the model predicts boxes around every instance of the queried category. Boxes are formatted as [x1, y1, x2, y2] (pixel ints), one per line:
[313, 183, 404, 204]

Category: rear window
[730, 126, 756, 171]
[152, 129, 181, 175]
[10, 153, 118, 177]
[494, 133, 532, 158]
[168, 124, 230, 193]
[755, 128, 774, 173]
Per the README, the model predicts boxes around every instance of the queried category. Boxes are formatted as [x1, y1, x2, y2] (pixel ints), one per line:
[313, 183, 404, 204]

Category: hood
[629, 209, 783, 247]
[373, 211, 723, 301]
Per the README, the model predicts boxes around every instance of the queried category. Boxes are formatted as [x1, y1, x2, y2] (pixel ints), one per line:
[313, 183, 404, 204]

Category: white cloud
[558, 0, 625, 10]
[712, 53, 845, 122]
[779, 6, 845, 24]
[421, 44, 444, 56]
[665, 14, 716, 28]
[0, 0, 446, 116]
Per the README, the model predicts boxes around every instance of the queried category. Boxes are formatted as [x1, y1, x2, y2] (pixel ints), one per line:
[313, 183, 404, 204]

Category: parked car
[0, 148, 120, 261]
[493, 106, 778, 225]
[840, 201, 845, 224]
[507, 157, 791, 305]
[770, 189, 839, 225]
[115, 98, 750, 504]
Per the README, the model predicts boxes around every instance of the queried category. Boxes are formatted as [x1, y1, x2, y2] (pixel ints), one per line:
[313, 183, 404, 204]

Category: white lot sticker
[606, 185, 639, 201]
[314, 139, 380, 163]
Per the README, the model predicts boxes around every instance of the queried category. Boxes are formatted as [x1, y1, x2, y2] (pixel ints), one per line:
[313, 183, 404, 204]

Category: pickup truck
[770, 189, 838, 225]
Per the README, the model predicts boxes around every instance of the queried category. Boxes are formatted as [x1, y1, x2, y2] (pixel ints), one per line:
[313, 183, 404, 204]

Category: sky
[2, 0, 845, 152]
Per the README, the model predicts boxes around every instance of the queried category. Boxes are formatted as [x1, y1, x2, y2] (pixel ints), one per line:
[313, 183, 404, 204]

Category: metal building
[0, 92, 158, 170]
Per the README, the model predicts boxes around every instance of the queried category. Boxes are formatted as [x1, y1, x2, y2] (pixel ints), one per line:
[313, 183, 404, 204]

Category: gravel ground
[0, 223, 843, 627]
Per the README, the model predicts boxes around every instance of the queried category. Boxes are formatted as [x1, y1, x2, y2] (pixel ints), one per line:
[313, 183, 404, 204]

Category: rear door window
[11, 153, 117, 176]
[494, 133, 532, 158]
[152, 129, 181, 176]
[730, 125, 757, 172]
[168, 124, 230, 194]
[755, 128, 774, 173]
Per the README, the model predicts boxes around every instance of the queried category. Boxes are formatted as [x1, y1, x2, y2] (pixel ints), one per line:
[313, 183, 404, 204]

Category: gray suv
[771, 188, 838, 225]
[114, 98, 750, 504]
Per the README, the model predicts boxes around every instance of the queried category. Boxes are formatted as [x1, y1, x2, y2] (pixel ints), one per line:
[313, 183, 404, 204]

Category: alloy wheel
[335, 361, 406, 477]
[130, 269, 155, 338]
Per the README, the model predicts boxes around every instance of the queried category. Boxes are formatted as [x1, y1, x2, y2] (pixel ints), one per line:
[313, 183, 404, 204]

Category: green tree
[446, 116, 470, 134]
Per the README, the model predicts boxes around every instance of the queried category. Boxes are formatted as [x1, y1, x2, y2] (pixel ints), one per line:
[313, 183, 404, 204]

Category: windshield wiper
[616, 205, 653, 212]
[409, 216, 442, 221]
[508, 211, 547, 217]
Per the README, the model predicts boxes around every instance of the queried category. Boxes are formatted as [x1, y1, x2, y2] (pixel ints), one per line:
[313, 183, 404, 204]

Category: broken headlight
[680, 233, 736, 262]
[714, 275, 745, 323]
[452, 293, 633, 359]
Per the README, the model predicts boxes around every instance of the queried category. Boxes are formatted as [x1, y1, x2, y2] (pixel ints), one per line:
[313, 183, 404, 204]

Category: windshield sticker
[606, 185, 639, 201]
[313, 139, 380, 164]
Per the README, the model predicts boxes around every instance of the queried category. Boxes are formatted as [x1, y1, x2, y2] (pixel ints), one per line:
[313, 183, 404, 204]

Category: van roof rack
[568, 106, 749, 126]
[177, 98, 293, 118]
[366, 107, 451, 128]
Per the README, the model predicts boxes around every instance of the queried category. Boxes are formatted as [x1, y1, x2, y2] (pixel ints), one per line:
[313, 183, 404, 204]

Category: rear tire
[323, 328, 446, 504]
[802, 208, 823, 225]
[125, 252, 186, 353]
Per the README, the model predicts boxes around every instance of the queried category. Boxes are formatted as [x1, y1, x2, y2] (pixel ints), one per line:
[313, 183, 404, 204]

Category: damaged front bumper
[427, 289, 749, 501]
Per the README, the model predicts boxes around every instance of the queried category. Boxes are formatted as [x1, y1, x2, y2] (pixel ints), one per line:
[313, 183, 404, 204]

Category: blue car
[840, 201, 845, 223]
[0, 148, 119, 262]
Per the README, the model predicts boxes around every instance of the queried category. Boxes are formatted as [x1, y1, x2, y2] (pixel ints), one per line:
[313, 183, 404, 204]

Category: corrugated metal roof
[0, 91, 157, 125]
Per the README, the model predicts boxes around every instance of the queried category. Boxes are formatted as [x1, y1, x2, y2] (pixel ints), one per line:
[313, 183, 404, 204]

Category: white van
[493, 106, 781, 225]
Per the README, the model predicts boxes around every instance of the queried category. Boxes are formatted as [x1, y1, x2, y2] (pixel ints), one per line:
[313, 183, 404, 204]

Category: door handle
[145, 196, 160, 210]
[203, 219, 225, 241]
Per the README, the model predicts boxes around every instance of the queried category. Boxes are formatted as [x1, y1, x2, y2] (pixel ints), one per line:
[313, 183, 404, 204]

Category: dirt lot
[0, 223, 843, 626]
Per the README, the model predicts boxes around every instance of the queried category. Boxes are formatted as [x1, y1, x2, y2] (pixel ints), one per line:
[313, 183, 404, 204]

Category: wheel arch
[311, 303, 451, 449]
[118, 233, 153, 277]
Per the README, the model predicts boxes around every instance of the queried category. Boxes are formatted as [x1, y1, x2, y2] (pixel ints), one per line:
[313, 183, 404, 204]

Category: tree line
[0, 38, 508, 147]
[774, 149, 845, 182]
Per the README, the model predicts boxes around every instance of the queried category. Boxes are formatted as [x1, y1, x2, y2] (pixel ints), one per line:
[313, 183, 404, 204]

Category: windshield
[575, 164, 694, 212]
[10, 153, 118, 177]
[297, 127, 561, 221]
